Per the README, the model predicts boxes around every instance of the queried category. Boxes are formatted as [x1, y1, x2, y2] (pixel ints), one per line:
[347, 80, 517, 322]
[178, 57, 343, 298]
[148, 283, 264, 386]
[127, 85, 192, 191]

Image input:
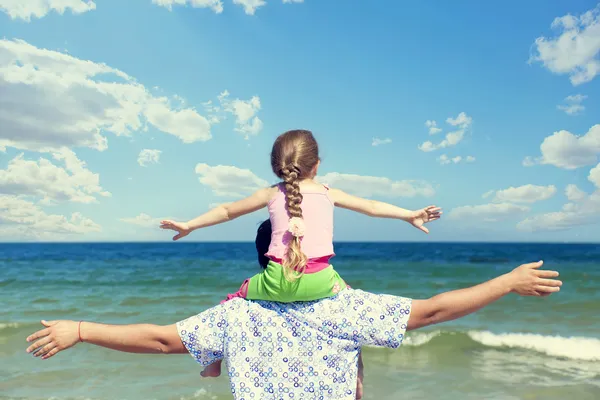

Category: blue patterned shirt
[177, 289, 412, 399]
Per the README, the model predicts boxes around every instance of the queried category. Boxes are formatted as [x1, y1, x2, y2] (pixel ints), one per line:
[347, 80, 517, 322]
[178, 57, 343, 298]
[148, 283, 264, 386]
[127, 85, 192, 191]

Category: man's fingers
[427, 207, 442, 214]
[34, 342, 56, 358]
[526, 260, 544, 269]
[419, 226, 429, 234]
[536, 278, 562, 287]
[535, 269, 559, 278]
[26, 328, 50, 343]
[173, 234, 183, 241]
[41, 347, 60, 360]
[534, 285, 560, 293]
[26, 336, 51, 353]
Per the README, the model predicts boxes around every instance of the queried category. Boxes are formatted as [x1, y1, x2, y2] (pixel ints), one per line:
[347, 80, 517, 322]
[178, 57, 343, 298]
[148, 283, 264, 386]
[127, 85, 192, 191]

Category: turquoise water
[1, 242, 599, 399]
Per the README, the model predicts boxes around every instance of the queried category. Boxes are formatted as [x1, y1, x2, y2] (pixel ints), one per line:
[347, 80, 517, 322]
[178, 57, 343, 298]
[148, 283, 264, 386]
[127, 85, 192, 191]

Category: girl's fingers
[427, 207, 442, 213]
[27, 336, 51, 354]
[41, 347, 60, 360]
[26, 328, 50, 343]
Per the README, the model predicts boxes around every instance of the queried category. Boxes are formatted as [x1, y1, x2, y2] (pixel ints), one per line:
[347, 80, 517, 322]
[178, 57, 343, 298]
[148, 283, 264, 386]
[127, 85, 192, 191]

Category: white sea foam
[402, 330, 443, 346]
[402, 329, 600, 362]
[468, 331, 600, 361]
[0, 322, 20, 330]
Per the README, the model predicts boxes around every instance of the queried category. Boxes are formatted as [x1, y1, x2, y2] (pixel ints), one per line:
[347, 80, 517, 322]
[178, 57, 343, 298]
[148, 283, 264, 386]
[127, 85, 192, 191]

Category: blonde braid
[281, 165, 308, 282]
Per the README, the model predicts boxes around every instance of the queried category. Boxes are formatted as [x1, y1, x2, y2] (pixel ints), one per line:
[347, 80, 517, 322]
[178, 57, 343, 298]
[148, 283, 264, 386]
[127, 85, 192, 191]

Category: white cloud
[565, 183, 587, 201]
[0, 149, 110, 204]
[137, 149, 162, 167]
[437, 154, 476, 165]
[557, 93, 587, 115]
[154, 0, 301, 14]
[449, 203, 530, 222]
[565, 94, 587, 103]
[488, 184, 556, 204]
[425, 120, 442, 135]
[522, 124, 600, 169]
[152, 0, 223, 13]
[529, 5, 600, 85]
[0, 39, 212, 153]
[419, 112, 473, 152]
[0, 195, 101, 240]
[195, 163, 269, 197]
[482, 190, 495, 199]
[446, 112, 473, 128]
[120, 213, 161, 228]
[233, 0, 266, 15]
[372, 137, 392, 146]
[210, 90, 264, 138]
[0, 0, 95, 21]
[317, 172, 435, 198]
[517, 163, 600, 232]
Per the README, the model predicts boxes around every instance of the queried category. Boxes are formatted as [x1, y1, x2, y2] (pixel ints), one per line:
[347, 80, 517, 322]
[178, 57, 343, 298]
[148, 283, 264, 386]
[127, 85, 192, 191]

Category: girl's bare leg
[356, 353, 364, 400]
[201, 359, 222, 377]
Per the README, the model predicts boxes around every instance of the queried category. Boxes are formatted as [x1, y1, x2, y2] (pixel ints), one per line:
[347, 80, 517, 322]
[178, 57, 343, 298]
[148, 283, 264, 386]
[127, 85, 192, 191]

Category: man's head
[255, 219, 272, 268]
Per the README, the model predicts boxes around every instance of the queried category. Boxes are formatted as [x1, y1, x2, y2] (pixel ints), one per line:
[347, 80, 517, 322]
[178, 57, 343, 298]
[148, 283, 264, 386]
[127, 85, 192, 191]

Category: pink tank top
[265, 183, 335, 270]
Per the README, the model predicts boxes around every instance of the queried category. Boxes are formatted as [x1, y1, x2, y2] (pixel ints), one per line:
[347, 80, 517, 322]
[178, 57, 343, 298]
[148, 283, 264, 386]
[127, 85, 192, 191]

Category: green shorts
[240, 260, 347, 303]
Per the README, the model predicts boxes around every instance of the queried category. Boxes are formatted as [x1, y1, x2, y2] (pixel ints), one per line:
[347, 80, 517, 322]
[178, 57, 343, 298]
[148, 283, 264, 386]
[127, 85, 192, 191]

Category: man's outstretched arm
[407, 261, 561, 331]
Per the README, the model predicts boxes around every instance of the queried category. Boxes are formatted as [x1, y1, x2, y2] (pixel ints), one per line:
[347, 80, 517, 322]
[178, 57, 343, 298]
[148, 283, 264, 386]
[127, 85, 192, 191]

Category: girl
[160, 130, 441, 384]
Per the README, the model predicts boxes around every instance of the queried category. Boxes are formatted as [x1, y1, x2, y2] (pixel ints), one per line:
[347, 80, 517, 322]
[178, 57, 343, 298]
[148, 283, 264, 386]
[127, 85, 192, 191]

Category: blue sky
[0, 0, 599, 242]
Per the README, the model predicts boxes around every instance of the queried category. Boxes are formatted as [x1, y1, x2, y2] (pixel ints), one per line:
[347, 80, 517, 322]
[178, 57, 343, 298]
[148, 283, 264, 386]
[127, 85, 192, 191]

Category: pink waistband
[269, 255, 332, 274]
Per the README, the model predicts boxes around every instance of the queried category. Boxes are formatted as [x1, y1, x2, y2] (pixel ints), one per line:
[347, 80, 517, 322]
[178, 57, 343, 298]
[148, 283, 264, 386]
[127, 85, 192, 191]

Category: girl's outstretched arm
[328, 188, 441, 233]
[161, 186, 277, 240]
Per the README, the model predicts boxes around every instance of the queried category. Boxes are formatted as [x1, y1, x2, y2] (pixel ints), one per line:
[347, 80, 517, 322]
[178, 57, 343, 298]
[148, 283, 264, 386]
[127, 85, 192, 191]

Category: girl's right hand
[160, 220, 191, 241]
[507, 261, 562, 296]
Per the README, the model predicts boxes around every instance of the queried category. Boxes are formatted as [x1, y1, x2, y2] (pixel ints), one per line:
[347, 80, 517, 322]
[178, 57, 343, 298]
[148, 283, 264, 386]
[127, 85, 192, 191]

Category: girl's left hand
[160, 220, 191, 240]
[409, 206, 442, 234]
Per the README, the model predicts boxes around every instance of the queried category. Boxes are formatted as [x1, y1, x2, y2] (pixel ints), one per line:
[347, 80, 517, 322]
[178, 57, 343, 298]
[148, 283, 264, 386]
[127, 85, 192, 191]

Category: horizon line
[0, 240, 598, 245]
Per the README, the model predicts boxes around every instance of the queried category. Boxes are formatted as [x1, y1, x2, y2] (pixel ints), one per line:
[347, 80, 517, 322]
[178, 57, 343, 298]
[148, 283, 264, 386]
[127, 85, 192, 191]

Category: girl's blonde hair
[270, 129, 319, 282]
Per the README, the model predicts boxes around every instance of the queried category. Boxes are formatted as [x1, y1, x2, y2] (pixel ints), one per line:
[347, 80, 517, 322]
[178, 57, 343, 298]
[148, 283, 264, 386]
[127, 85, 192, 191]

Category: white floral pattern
[177, 289, 412, 399]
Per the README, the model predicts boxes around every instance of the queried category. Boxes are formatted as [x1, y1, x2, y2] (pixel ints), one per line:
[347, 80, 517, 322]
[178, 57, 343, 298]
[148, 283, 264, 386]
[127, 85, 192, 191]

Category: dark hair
[270, 130, 319, 280]
[255, 219, 272, 269]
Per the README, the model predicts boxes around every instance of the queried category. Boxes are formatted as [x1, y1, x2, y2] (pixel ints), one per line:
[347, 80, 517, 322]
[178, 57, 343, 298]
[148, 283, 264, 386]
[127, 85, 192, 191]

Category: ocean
[1, 242, 599, 400]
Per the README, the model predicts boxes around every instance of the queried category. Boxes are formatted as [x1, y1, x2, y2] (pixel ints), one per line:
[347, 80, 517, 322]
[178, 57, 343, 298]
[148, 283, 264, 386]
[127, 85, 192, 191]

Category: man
[26, 259, 560, 399]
